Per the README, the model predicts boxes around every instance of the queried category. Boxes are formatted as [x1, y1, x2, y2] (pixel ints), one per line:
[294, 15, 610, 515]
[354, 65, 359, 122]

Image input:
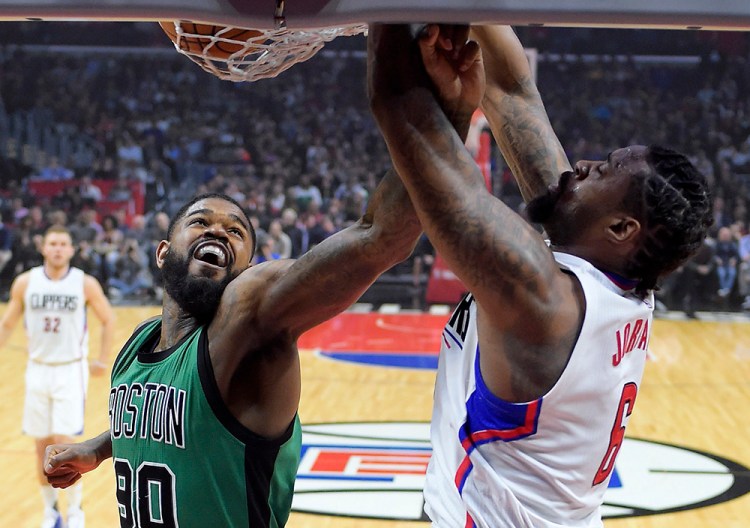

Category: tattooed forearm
[386, 99, 555, 300]
[483, 78, 572, 204]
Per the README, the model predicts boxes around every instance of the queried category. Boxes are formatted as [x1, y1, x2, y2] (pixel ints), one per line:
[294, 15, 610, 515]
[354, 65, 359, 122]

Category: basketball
[159, 21, 264, 59]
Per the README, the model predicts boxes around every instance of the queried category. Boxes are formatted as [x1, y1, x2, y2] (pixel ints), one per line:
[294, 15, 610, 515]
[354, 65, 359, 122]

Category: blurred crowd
[0, 23, 748, 312]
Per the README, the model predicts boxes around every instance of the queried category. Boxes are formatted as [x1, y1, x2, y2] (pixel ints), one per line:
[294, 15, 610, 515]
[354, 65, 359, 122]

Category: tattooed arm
[471, 25, 572, 203]
[370, 24, 582, 402]
[205, 166, 420, 438]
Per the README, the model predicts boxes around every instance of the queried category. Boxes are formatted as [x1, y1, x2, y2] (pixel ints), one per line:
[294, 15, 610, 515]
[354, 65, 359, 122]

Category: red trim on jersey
[454, 450, 473, 489]
[469, 399, 541, 444]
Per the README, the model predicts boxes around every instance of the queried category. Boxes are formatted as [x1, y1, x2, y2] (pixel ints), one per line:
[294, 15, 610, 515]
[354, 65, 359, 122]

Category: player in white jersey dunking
[0, 225, 115, 528]
[369, 25, 713, 526]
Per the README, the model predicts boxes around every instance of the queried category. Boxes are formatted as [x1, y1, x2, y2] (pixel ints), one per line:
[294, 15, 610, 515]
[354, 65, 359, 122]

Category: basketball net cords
[168, 0, 366, 83]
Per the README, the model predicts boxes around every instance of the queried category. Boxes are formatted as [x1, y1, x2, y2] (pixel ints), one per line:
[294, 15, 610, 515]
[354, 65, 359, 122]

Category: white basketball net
[165, 21, 367, 82]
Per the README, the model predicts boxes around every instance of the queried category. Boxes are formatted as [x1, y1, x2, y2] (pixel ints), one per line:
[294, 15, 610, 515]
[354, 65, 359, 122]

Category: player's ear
[607, 215, 640, 243]
[155, 240, 170, 269]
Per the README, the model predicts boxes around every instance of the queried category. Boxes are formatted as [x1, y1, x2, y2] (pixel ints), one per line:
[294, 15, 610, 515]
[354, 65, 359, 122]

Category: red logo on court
[303, 447, 431, 477]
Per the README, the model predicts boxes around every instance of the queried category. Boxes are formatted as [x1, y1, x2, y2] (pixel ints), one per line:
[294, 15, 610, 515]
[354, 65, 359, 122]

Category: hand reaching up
[418, 24, 485, 123]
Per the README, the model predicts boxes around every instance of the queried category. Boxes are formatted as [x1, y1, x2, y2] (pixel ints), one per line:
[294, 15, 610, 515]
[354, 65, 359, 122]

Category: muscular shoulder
[222, 259, 294, 303]
[209, 259, 295, 339]
[83, 273, 106, 296]
[10, 271, 31, 296]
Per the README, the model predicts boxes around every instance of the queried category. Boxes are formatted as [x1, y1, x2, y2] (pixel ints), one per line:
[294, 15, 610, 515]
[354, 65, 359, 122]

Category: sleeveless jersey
[109, 319, 301, 528]
[24, 266, 87, 363]
[424, 252, 654, 528]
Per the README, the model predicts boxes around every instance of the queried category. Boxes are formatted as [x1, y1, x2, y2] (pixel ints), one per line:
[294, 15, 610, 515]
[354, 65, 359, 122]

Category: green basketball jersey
[109, 318, 301, 528]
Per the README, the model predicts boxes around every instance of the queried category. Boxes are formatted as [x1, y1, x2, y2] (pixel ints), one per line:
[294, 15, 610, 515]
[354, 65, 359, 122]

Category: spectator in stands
[334, 174, 369, 204]
[68, 209, 101, 245]
[290, 174, 323, 213]
[306, 214, 336, 249]
[677, 238, 717, 318]
[714, 226, 740, 300]
[146, 212, 170, 297]
[27, 206, 47, 237]
[46, 210, 68, 230]
[10, 197, 29, 223]
[689, 149, 715, 189]
[267, 219, 292, 259]
[107, 174, 133, 202]
[71, 239, 102, 278]
[147, 212, 169, 244]
[116, 132, 144, 166]
[738, 223, 750, 310]
[122, 156, 149, 182]
[91, 156, 118, 181]
[123, 214, 149, 249]
[342, 191, 368, 224]
[94, 214, 124, 277]
[78, 175, 103, 205]
[280, 207, 307, 258]
[144, 158, 170, 212]
[51, 185, 84, 215]
[253, 235, 282, 265]
[36, 156, 74, 181]
[730, 139, 750, 173]
[7, 215, 43, 277]
[711, 196, 732, 237]
[0, 211, 12, 277]
[268, 180, 287, 217]
[107, 238, 151, 301]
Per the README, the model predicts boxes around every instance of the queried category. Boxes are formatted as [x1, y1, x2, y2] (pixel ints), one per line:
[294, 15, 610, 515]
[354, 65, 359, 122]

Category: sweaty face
[161, 198, 253, 323]
[526, 146, 650, 245]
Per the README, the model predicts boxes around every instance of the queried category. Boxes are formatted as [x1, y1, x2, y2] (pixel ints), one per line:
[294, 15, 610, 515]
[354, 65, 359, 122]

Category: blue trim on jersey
[461, 347, 542, 445]
[456, 457, 473, 493]
[443, 326, 463, 349]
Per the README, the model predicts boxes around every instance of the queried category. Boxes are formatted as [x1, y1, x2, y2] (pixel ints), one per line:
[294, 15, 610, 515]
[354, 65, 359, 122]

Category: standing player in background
[43, 184, 422, 524]
[0, 225, 115, 528]
[369, 24, 712, 527]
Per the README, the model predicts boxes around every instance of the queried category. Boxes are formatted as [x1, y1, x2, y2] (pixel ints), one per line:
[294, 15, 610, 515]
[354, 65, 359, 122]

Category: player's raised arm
[200, 167, 420, 440]
[369, 24, 579, 343]
[471, 25, 572, 202]
[216, 166, 421, 344]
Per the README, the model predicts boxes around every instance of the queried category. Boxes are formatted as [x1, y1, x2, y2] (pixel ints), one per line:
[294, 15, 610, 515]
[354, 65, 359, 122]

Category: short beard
[525, 171, 573, 225]
[525, 171, 577, 246]
[161, 247, 237, 324]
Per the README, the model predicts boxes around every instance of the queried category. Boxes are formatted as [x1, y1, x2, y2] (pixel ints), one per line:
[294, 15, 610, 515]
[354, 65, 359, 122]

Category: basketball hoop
[163, 0, 366, 82]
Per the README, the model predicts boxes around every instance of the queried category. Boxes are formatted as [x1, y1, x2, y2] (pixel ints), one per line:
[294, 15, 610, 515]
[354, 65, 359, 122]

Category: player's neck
[157, 295, 201, 352]
[43, 262, 70, 281]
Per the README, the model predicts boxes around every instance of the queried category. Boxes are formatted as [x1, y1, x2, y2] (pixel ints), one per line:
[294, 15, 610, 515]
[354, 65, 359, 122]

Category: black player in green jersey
[42, 179, 422, 526]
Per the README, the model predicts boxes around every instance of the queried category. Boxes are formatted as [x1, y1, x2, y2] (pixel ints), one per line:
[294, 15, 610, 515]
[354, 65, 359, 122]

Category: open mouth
[192, 241, 229, 268]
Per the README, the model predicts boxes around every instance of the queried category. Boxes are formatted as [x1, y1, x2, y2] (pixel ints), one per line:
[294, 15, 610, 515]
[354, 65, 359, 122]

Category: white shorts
[22, 359, 89, 438]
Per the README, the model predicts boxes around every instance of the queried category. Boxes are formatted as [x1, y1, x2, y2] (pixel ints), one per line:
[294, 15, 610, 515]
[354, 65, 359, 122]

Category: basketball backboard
[0, 0, 748, 31]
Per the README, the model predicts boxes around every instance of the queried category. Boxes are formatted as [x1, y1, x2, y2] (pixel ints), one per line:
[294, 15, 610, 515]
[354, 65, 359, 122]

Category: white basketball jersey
[424, 252, 654, 528]
[24, 266, 88, 363]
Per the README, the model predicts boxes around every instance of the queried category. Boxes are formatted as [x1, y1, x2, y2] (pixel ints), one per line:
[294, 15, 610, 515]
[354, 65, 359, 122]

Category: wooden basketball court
[1, 304, 748, 527]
